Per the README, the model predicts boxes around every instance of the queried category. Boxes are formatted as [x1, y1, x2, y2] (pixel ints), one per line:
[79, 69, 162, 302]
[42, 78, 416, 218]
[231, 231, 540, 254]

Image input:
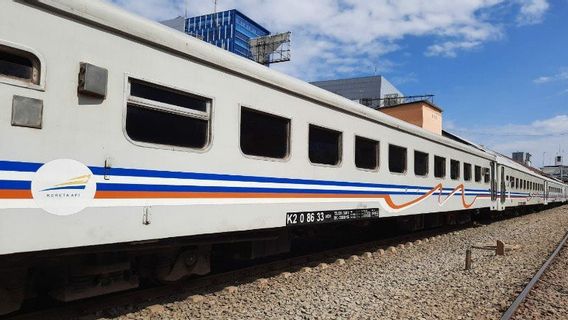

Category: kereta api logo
[31, 159, 96, 216]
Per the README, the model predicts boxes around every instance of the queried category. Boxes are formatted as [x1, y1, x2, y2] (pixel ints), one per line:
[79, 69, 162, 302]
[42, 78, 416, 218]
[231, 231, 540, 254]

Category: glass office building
[185, 10, 270, 60]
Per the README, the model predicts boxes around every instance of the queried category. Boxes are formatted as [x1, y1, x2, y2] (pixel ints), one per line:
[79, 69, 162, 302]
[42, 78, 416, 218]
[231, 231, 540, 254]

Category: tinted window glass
[126, 106, 207, 148]
[389, 144, 407, 173]
[126, 79, 210, 149]
[0, 45, 40, 84]
[309, 125, 341, 165]
[463, 163, 472, 181]
[434, 156, 446, 178]
[130, 80, 207, 112]
[414, 151, 429, 176]
[450, 160, 460, 180]
[240, 108, 289, 159]
[475, 166, 482, 182]
[355, 136, 379, 170]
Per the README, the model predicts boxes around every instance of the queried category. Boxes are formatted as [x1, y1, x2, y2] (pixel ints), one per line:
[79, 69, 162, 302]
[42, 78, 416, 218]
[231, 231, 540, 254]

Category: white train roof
[23, 0, 494, 160]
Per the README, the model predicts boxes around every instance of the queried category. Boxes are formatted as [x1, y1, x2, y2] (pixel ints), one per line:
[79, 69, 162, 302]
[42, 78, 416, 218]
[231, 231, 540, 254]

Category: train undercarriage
[0, 204, 559, 315]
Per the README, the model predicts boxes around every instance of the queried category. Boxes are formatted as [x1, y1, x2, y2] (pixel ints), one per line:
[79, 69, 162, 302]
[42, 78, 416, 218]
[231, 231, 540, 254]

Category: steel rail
[500, 229, 568, 320]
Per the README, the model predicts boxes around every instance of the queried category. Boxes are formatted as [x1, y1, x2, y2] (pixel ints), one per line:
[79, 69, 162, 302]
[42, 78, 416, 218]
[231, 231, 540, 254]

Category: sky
[108, 0, 568, 168]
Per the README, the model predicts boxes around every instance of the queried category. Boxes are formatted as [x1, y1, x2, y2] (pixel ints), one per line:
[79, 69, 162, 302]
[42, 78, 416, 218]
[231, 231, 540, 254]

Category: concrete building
[310, 76, 403, 109]
[541, 156, 568, 182]
[379, 100, 443, 135]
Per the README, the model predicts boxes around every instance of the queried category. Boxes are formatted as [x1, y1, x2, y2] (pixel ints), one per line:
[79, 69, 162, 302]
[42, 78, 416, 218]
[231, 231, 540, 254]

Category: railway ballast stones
[348, 255, 359, 261]
[318, 263, 329, 270]
[222, 286, 238, 294]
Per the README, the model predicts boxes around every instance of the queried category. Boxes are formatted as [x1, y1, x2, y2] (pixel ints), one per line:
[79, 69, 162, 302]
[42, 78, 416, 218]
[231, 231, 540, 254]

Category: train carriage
[0, 0, 566, 314]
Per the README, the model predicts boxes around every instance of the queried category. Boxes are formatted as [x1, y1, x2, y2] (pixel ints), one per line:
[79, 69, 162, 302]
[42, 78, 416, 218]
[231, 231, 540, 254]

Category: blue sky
[109, 0, 567, 167]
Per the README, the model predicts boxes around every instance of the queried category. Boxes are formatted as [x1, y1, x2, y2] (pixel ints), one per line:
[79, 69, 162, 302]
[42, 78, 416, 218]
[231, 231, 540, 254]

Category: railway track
[501, 229, 568, 320]
[3, 224, 467, 320]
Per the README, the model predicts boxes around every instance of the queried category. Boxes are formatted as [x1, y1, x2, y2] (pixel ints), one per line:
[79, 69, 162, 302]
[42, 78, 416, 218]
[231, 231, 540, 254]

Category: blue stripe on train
[0, 160, 491, 193]
[0, 180, 31, 190]
[95, 183, 488, 196]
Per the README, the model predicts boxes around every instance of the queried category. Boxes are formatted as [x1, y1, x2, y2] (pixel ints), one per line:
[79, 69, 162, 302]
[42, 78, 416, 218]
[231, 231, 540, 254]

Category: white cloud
[426, 40, 483, 58]
[107, 0, 550, 80]
[516, 0, 549, 25]
[534, 68, 568, 84]
[449, 115, 568, 167]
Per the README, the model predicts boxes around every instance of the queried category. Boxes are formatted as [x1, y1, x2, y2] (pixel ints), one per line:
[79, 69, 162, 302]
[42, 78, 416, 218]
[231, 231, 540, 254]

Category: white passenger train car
[0, 0, 566, 314]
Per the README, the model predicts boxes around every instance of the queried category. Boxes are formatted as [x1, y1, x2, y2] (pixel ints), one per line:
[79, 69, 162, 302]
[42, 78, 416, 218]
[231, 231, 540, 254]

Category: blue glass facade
[186, 10, 270, 60]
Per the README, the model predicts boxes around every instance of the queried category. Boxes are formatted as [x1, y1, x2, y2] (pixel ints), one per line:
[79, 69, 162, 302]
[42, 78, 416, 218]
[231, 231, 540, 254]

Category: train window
[463, 163, 472, 181]
[434, 156, 446, 178]
[450, 160, 460, 180]
[309, 125, 342, 165]
[483, 168, 490, 183]
[0, 44, 40, 85]
[475, 166, 482, 182]
[129, 79, 207, 112]
[515, 178, 519, 189]
[414, 150, 429, 176]
[389, 144, 407, 173]
[125, 79, 210, 149]
[355, 136, 379, 170]
[240, 107, 290, 159]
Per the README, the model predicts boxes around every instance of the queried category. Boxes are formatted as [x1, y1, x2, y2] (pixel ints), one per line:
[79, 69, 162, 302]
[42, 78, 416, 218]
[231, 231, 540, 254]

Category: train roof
[21, 0, 497, 160]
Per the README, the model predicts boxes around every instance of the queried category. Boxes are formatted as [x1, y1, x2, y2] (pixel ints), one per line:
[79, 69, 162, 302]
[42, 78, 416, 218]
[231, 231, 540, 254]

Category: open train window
[414, 150, 429, 176]
[240, 107, 290, 159]
[355, 136, 379, 170]
[434, 156, 446, 178]
[463, 163, 472, 181]
[125, 79, 210, 149]
[0, 44, 40, 85]
[309, 125, 341, 166]
[450, 160, 460, 180]
[388, 144, 407, 173]
[474, 165, 482, 182]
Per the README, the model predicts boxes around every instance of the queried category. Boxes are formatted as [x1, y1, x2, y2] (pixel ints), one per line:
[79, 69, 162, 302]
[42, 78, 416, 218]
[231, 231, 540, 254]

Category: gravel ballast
[512, 236, 568, 320]
[109, 205, 568, 320]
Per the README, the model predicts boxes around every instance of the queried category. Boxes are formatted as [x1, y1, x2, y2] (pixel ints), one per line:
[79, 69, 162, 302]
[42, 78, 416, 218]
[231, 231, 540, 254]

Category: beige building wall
[379, 102, 442, 135]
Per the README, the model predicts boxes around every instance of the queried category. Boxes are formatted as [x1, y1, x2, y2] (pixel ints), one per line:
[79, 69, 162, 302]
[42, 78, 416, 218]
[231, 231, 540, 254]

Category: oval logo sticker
[31, 159, 96, 216]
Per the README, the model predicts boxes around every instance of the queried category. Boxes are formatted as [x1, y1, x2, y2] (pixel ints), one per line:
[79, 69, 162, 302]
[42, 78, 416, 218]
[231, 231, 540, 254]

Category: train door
[490, 161, 497, 210]
[544, 181, 548, 205]
[499, 166, 506, 210]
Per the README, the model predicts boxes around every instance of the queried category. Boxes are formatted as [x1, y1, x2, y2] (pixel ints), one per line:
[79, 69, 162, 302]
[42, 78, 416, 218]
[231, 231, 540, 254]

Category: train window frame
[483, 167, 490, 184]
[123, 77, 213, 152]
[450, 159, 460, 180]
[434, 156, 446, 179]
[0, 41, 45, 91]
[474, 165, 482, 182]
[414, 150, 429, 177]
[308, 124, 343, 167]
[463, 163, 472, 181]
[354, 135, 380, 171]
[239, 106, 291, 161]
[388, 144, 407, 174]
